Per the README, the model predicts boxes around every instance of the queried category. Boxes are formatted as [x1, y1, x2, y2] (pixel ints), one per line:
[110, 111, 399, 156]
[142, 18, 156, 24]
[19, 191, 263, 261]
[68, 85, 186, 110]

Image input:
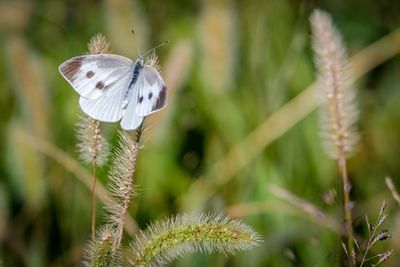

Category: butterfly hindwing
[120, 111, 144, 130]
[59, 54, 133, 100]
[133, 65, 167, 116]
[119, 64, 167, 130]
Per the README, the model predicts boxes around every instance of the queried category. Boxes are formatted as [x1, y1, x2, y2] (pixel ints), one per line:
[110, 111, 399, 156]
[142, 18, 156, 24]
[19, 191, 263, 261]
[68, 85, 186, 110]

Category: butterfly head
[137, 57, 145, 66]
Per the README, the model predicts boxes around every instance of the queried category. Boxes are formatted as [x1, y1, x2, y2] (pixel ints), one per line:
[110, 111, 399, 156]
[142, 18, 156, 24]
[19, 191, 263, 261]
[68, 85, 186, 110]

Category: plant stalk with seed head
[310, 9, 359, 261]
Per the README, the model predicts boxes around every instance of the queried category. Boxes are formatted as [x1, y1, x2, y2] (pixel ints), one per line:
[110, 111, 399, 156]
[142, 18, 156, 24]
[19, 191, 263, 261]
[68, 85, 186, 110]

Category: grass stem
[338, 154, 354, 264]
[91, 160, 97, 238]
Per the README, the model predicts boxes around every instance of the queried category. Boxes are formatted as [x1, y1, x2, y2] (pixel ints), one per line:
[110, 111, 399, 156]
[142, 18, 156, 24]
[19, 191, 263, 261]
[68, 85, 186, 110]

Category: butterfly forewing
[59, 54, 133, 100]
[78, 67, 134, 122]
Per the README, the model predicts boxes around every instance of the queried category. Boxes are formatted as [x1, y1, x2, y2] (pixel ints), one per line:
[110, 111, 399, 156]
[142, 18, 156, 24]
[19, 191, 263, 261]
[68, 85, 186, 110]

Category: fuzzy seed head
[76, 116, 109, 166]
[88, 33, 111, 54]
[129, 213, 261, 266]
[145, 53, 161, 72]
[310, 9, 359, 159]
[82, 225, 119, 267]
[106, 131, 138, 229]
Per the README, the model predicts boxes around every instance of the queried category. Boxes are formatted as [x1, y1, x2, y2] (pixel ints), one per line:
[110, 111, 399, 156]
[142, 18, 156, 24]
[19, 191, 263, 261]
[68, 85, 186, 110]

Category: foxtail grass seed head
[310, 9, 359, 159]
[82, 225, 118, 267]
[76, 115, 109, 166]
[129, 213, 261, 266]
[75, 33, 111, 166]
[145, 53, 161, 72]
[106, 131, 138, 228]
[88, 33, 111, 54]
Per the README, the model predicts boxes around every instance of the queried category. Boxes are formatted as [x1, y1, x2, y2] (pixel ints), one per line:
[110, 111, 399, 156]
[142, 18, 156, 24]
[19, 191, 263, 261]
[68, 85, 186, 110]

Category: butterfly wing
[120, 73, 145, 130]
[79, 68, 134, 122]
[120, 112, 144, 130]
[59, 54, 133, 100]
[119, 65, 166, 130]
[133, 65, 167, 116]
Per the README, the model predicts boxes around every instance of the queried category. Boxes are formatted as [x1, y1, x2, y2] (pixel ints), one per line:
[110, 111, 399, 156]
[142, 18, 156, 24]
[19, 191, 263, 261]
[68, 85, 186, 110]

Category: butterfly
[59, 44, 168, 130]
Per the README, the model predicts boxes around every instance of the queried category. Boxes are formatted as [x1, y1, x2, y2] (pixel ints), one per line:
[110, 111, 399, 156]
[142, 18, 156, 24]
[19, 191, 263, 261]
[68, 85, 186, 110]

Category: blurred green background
[1, 0, 400, 266]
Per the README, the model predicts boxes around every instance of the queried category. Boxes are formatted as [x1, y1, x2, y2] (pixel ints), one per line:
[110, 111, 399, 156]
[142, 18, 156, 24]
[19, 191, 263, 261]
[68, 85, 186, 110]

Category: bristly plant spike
[76, 33, 111, 238]
[76, 115, 109, 237]
[311, 9, 359, 262]
[310, 9, 359, 159]
[76, 33, 111, 167]
[82, 225, 119, 267]
[76, 116, 109, 166]
[88, 33, 111, 55]
[106, 130, 141, 248]
[129, 213, 261, 266]
[76, 33, 112, 166]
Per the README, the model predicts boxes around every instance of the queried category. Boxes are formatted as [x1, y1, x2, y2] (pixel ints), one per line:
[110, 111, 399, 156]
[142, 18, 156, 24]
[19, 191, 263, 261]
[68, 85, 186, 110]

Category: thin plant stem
[268, 184, 341, 233]
[115, 213, 125, 248]
[91, 160, 97, 238]
[360, 216, 378, 267]
[359, 201, 388, 267]
[338, 154, 354, 263]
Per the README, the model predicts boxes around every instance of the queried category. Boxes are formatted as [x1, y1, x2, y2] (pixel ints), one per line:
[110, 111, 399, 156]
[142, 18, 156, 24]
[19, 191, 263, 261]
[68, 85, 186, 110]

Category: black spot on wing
[86, 71, 95, 78]
[153, 85, 167, 111]
[96, 81, 105, 89]
[138, 95, 144, 103]
[148, 92, 153, 99]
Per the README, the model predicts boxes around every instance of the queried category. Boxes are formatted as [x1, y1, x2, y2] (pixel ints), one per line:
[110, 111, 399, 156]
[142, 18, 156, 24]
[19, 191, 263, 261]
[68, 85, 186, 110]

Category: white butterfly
[59, 47, 167, 130]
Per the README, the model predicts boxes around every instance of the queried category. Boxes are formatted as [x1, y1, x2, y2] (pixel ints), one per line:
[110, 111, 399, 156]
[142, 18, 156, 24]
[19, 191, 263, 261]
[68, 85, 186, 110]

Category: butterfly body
[122, 60, 143, 109]
[59, 53, 167, 130]
[128, 59, 144, 88]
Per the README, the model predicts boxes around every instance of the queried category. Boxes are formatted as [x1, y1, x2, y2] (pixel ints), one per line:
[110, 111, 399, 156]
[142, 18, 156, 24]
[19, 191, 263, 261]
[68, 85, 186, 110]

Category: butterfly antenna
[140, 40, 170, 59]
[131, 29, 142, 57]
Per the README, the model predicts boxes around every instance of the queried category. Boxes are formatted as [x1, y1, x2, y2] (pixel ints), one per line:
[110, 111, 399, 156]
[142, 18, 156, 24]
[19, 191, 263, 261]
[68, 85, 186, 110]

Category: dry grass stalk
[385, 177, 400, 207]
[268, 184, 340, 232]
[310, 9, 358, 257]
[310, 9, 358, 159]
[76, 33, 112, 238]
[76, 115, 109, 237]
